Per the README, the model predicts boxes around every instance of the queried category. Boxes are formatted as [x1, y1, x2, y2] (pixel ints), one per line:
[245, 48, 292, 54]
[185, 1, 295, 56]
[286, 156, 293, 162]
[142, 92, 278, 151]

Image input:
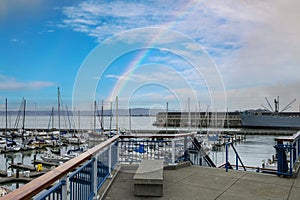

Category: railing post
[172, 138, 175, 164]
[184, 136, 188, 151]
[116, 141, 119, 165]
[236, 151, 238, 170]
[296, 140, 299, 158]
[290, 144, 293, 175]
[61, 175, 68, 200]
[225, 143, 229, 172]
[93, 156, 97, 200]
[109, 144, 112, 177]
[298, 138, 300, 157]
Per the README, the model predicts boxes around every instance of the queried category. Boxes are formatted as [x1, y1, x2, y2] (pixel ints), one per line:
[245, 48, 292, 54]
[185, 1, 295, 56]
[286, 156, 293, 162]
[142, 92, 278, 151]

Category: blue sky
[1, 0, 300, 112]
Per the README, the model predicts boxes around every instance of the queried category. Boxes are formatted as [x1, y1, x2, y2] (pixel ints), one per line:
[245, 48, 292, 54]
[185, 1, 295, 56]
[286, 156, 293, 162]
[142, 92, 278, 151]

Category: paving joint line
[214, 172, 247, 200]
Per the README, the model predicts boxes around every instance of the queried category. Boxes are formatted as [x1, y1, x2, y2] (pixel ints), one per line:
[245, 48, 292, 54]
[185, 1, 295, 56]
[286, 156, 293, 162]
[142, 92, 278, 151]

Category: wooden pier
[32, 160, 59, 167]
[0, 177, 32, 184]
[9, 163, 36, 171]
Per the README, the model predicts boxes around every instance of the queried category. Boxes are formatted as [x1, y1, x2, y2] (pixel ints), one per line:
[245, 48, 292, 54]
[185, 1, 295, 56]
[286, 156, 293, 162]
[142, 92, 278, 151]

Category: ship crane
[265, 97, 274, 112]
[280, 99, 296, 113]
[264, 97, 296, 113]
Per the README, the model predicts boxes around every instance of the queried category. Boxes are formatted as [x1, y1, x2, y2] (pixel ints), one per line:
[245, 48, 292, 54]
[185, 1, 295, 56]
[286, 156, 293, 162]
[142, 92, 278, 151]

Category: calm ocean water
[210, 135, 278, 167]
[0, 115, 160, 131]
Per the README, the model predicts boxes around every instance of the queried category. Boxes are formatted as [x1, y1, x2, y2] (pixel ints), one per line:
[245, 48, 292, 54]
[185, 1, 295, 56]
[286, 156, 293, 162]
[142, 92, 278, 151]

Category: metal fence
[5, 133, 197, 199]
[274, 131, 300, 177]
[34, 140, 119, 200]
[34, 180, 66, 200]
[118, 134, 193, 164]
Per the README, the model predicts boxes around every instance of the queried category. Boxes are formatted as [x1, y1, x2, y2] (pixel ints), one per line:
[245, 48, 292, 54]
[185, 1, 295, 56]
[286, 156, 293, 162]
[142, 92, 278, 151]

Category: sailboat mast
[94, 101, 96, 133]
[101, 100, 104, 132]
[188, 97, 191, 131]
[116, 96, 118, 133]
[109, 101, 112, 132]
[57, 87, 61, 137]
[166, 102, 168, 134]
[22, 98, 26, 142]
[51, 106, 54, 131]
[78, 110, 81, 133]
[129, 108, 131, 134]
[5, 98, 7, 139]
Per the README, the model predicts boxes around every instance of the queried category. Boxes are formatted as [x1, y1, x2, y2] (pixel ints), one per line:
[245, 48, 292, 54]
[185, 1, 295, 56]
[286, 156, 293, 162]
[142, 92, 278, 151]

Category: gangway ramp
[190, 137, 216, 167]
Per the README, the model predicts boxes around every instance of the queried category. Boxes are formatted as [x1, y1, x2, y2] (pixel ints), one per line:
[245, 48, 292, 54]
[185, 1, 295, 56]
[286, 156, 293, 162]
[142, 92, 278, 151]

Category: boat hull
[241, 114, 300, 129]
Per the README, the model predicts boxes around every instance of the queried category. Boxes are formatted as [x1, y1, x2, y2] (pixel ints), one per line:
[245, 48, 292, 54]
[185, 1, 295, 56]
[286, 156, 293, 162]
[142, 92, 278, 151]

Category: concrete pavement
[103, 164, 300, 200]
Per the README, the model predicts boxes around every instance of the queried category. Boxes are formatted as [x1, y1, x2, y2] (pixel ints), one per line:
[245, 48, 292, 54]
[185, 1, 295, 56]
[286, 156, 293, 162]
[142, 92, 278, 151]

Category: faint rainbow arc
[108, 2, 197, 101]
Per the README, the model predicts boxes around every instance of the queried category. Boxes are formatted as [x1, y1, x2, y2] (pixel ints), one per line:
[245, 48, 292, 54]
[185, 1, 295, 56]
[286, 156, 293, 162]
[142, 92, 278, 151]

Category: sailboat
[45, 106, 62, 146]
[104, 96, 120, 137]
[87, 100, 106, 141]
[1, 98, 21, 152]
[18, 98, 35, 151]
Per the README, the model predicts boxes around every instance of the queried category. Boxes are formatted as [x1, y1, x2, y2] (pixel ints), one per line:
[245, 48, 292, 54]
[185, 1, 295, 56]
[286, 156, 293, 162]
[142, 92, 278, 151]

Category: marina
[0, 112, 299, 194]
[0, 106, 299, 196]
[2, 0, 300, 199]
[2, 131, 300, 199]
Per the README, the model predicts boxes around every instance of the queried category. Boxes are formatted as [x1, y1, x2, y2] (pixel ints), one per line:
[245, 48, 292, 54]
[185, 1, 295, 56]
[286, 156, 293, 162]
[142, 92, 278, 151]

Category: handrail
[274, 131, 300, 177]
[3, 133, 195, 199]
[274, 131, 300, 143]
[225, 142, 246, 172]
[119, 132, 195, 139]
[230, 143, 246, 171]
[3, 135, 120, 200]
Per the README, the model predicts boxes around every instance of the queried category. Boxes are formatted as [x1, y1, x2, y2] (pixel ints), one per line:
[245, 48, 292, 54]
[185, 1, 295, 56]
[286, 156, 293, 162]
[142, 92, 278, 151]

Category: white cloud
[226, 81, 300, 112]
[62, 0, 300, 110]
[10, 38, 24, 43]
[0, 74, 54, 91]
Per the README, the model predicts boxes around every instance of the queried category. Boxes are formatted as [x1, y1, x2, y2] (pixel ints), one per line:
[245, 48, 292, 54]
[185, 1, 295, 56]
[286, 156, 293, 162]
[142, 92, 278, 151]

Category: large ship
[241, 97, 300, 129]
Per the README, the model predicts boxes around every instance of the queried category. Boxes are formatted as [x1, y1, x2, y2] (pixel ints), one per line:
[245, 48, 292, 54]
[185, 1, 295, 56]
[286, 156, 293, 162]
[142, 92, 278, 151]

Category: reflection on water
[210, 135, 280, 168]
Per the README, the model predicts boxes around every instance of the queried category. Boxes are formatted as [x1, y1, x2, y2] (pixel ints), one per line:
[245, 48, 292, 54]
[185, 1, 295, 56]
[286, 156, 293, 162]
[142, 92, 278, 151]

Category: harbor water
[210, 134, 278, 168]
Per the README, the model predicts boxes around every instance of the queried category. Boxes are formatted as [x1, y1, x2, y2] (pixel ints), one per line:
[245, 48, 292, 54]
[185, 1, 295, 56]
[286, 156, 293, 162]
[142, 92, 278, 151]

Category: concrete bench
[133, 159, 164, 197]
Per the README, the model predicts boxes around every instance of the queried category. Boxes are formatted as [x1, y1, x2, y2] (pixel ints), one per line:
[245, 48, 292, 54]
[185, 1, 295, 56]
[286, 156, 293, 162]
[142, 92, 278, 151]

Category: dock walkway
[104, 165, 300, 200]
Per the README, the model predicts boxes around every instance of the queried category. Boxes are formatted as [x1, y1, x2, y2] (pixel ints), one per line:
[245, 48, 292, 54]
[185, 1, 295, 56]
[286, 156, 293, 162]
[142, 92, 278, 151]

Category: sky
[1, 0, 300, 112]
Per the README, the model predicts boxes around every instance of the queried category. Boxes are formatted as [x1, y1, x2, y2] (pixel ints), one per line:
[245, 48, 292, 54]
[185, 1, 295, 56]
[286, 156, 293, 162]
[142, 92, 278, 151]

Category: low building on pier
[153, 111, 242, 128]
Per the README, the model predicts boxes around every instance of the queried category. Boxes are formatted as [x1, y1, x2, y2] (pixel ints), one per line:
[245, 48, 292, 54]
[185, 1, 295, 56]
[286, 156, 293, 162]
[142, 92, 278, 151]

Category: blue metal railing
[96, 146, 110, 190]
[225, 142, 246, 172]
[35, 180, 66, 200]
[274, 131, 300, 177]
[118, 139, 172, 164]
[5, 133, 196, 199]
[69, 158, 95, 200]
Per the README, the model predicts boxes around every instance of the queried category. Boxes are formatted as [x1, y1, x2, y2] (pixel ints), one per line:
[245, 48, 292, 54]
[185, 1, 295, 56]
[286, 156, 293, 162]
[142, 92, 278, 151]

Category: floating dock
[9, 163, 36, 171]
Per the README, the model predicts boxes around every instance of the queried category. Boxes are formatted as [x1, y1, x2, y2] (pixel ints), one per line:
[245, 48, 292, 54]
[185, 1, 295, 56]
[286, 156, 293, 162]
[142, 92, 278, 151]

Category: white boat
[4, 146, 21, 152]
[45, 139, 63, 147]
[2, 138, 21, 152]
[67, 136, 86, 144]
[21, 145, 35, 151]
[0, 139, 6, 144]
[20, 139, 36, 150]
[63, 152, 80, 159]
[41, 153, 70, 163]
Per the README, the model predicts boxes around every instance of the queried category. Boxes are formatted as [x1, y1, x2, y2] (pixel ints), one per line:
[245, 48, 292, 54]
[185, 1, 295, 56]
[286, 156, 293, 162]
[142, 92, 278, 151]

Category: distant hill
[0, 108, 163, 116]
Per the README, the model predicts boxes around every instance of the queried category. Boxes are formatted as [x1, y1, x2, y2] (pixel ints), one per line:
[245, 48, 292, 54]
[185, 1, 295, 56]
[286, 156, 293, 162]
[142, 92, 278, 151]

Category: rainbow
[108, 2, 197, 100]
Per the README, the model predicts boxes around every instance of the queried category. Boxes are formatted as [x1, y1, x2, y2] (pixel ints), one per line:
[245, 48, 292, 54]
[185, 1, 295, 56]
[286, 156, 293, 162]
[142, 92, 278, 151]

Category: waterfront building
[153, 111, 242, 128]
